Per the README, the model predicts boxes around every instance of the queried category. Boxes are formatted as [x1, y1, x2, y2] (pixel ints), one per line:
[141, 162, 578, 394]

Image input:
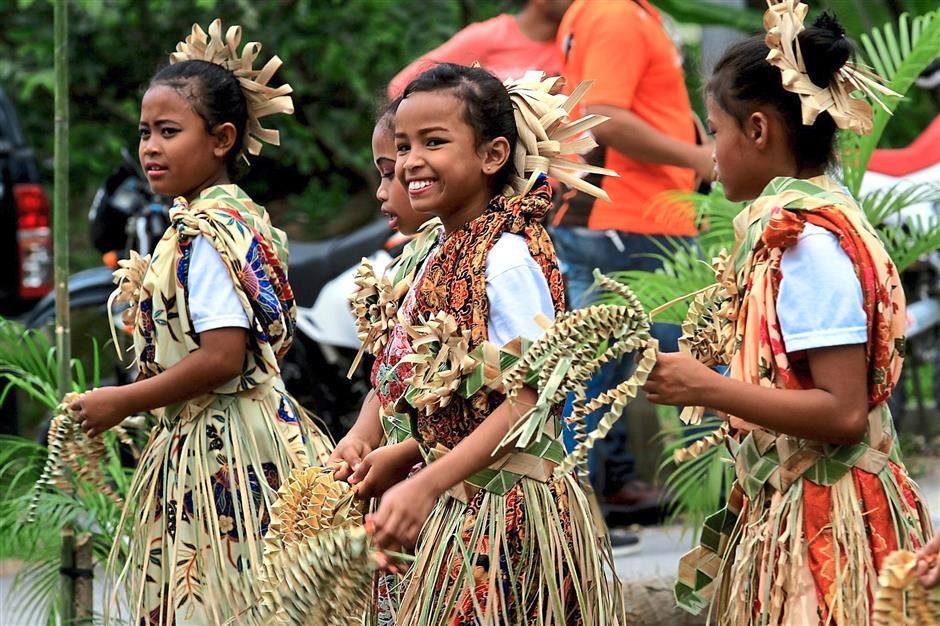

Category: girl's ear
[480, 136, 511, 176]
[746, 111, 771, 149]
[212, 122, 238, 160]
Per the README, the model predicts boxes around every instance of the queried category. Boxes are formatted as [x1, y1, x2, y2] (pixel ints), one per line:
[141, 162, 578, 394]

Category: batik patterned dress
[675, 176, 931, 625]
[359, 181, 626, 626]
[106, 184, 331, 626]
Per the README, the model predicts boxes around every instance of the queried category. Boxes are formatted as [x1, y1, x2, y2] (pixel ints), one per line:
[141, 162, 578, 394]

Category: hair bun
[799, 10, 853, 88]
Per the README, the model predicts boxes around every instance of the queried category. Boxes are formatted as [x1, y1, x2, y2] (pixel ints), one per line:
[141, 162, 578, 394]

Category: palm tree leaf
[879, 219, 940, 272]
[843, 9, 940, 195]
[861, 181, 940, 228]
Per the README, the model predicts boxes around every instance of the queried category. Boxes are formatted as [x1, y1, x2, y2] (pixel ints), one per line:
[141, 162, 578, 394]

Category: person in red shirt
[552, 0, 714, 513]
[387, 0, 571, 99]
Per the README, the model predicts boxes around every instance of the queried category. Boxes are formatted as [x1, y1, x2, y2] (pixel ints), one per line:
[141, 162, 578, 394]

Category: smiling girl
[71, 21, 331, 625]
[348, 63, 625, 625]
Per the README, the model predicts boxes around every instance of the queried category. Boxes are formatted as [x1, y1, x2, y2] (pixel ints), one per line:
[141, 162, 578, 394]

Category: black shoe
[608, 527, 641, 556]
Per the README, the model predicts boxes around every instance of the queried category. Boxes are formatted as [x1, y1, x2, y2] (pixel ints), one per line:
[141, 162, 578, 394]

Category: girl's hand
[643, 352, 717, 407]
[350, 442, 420, 500]
[329, 433, 374, 482]
[71, 387, 130, 438]
[366, 474, 439, 551]
[917, 534, 940, 589]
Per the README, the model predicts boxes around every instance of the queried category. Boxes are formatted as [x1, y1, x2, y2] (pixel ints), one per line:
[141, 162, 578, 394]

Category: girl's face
[138, 84, 232, 201]
[371, 123, 426, 236]
[706, 96, 770, 202]
[394, 91, 509, 231]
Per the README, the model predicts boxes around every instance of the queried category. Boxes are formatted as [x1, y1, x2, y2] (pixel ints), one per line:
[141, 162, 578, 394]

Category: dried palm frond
[27, 391, 134, 522]
[495, 271, 657, 478]
[873, 550, 940, 626]
[401, 312, 476, 416]
[251, 466, 373, 626]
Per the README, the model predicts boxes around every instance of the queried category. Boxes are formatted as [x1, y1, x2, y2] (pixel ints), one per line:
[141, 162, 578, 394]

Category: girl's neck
[185, 170, 231, 203]
[439, 192, 492, 234]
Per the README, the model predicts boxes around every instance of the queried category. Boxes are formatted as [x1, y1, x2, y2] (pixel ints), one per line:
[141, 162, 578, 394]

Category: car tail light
[14, 183, 53, 299]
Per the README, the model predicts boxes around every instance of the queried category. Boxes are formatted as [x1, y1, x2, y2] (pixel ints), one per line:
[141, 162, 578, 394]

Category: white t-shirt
[776, 223, 867, 352]
[188, 235, 250, 334]
[484, 233, 555, 345]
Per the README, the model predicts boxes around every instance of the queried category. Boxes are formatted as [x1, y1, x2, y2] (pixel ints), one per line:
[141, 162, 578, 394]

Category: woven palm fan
[873, 550, 940, 626]
[27, 391, 135, 522]
[248, 466, 381, 626]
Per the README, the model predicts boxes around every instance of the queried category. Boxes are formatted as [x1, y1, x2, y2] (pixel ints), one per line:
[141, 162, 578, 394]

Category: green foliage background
[0, 0, 936, 254]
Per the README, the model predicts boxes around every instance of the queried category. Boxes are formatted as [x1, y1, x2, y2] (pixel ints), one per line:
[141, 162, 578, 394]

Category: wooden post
[53, 0, 83, 623]
[73, 533, 94, 625]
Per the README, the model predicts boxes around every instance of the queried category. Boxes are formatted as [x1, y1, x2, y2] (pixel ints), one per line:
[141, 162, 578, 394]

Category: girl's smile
[394, 90, 508, 232]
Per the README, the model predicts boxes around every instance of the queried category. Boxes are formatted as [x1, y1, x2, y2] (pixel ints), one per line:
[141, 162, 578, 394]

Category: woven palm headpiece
[502, 71, 617, 198]
[763, 0, 899, 135]
[170, 18, 293, 162]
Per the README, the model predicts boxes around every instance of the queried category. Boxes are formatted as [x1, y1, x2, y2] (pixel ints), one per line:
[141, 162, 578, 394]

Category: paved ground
[3, 465, 939, 625]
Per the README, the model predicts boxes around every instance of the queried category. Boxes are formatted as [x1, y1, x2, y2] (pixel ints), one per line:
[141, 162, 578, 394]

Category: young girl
[373, 98, 430, 238]
[330, 97, 441, 483]
[71, 20, 330, 625]
[643, 5, 931, 624]
[348, 63, 625, 625]
[329, 100, 443, 625]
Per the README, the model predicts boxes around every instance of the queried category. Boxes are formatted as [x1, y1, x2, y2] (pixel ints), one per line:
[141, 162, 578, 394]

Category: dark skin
[73, 329, 247, 437]
[356, 91, 545, 557]
[72, 84, 247, 435]
[643, 97, 869, 446]
[587, 104, 715, 184]
[917, 534, 940, 588]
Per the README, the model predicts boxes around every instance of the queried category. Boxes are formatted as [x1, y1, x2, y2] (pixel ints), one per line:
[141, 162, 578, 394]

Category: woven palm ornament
[502, 71, 617, 198]
[764, 0, 899, 135]
[107, 249, 150, 359]
[497, 270, 658, 478]
[169, 18, 294, 162]
[873, 550, 940, 625]
[27, 392, 134, 522]
[250, 466, 375, 626]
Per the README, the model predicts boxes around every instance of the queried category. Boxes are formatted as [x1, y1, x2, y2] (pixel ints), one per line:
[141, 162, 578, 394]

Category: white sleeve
[188, 235, 250, 334]
[777, 223, 867, 352]
[485, 234, 556, 346]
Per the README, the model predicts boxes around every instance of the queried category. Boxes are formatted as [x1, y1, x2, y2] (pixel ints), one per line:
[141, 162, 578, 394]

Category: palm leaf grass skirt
[104, 389, 331, 625]
[395, 472, 626, 626]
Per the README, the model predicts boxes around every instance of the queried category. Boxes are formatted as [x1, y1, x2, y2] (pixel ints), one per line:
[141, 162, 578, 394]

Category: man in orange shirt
[553, 0, 713, 510]
[387, 0, 571, 99]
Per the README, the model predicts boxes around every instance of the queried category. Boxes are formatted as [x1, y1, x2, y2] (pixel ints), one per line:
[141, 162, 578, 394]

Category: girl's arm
[330, 390, 388, 480]
[368, 386, 536, 550]
[644, 344, 870, 445]
[74, 327, 247, 437]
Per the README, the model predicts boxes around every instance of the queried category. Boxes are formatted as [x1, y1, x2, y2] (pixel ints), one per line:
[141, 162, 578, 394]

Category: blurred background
[1, 0, 936, 255]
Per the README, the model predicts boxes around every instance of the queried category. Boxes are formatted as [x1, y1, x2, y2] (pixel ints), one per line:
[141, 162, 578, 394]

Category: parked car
[0, 86, 51, 317]
[0, 86, 51, 435]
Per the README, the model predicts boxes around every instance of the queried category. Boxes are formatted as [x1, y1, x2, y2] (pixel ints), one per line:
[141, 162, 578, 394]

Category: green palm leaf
[0, 316, 139, 625]
[842, 9, 940, 195]
[654, 411, 734, 531]
[859, 181, 940, 272]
